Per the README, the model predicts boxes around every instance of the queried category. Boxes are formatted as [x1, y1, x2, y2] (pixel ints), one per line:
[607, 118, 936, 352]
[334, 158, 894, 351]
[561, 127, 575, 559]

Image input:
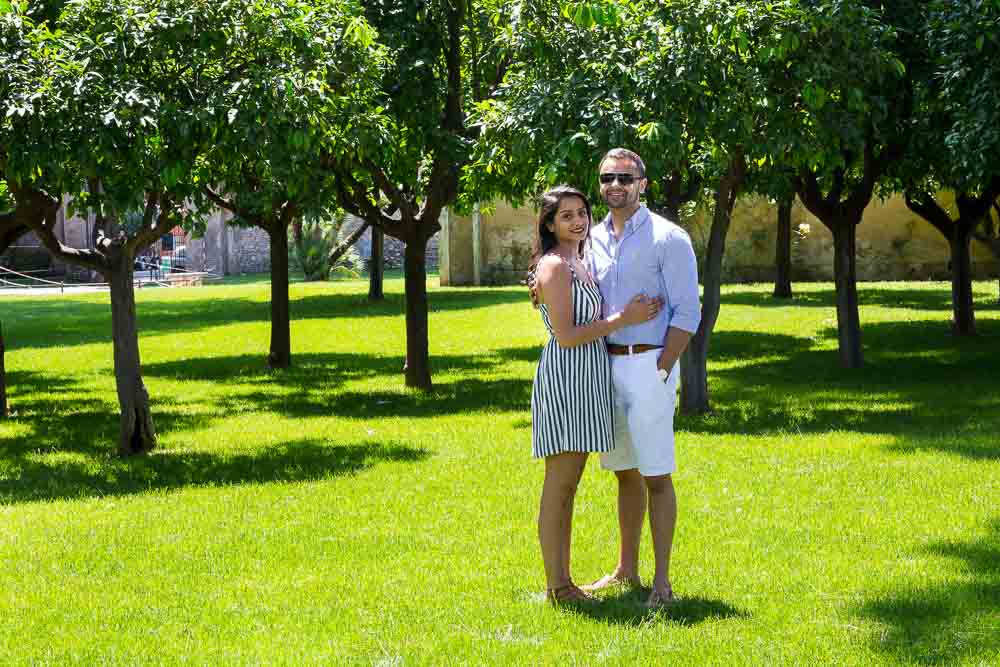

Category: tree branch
[793, 170, 831, 222]
[0, 213, 28, 256]
[203, 186, 255, 221]
[364, 159, 415, 220]
[829, 166, 845, 208]
[418, 0, 466, 232]
[18, 187, 107, 273]
[904, 190, 953, 239]
[956, 176, 1000, 226]
[328, 220, 370, 266]
[844, 133, 881, 217]
[129, 193, 177, 253]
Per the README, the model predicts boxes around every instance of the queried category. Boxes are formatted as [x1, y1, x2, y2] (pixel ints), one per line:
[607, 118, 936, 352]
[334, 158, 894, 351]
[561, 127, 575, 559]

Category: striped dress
[531, 261, 615, 458]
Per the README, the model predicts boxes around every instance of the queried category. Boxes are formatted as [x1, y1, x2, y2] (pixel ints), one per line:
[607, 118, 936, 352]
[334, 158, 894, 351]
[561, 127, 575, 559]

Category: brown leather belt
[606, 343, 662, 356]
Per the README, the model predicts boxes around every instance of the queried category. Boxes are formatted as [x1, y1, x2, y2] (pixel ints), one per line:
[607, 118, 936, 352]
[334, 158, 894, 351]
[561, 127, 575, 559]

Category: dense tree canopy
[196, 0, 386, 368]
[468, 0, 830, 412]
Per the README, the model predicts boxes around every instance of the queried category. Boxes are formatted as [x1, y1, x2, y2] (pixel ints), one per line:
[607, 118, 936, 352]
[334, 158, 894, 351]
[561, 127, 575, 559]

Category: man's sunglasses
[599, 172, 641, 185]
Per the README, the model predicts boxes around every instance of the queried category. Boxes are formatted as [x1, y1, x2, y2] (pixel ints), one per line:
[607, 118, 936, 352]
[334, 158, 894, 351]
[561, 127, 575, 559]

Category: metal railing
[0, 258, 221, 292]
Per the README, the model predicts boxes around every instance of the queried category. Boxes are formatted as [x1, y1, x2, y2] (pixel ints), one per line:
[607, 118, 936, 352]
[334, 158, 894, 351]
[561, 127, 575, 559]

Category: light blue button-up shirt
[587, 205, 701, 346]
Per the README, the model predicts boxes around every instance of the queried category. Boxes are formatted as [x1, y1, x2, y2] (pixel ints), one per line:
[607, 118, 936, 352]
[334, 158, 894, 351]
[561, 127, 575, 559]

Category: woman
[531, 185, 659, 604]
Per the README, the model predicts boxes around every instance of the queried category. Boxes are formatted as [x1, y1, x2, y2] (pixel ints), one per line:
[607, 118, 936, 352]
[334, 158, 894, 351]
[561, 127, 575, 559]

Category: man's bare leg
[645, 473, 677, 606]
[584, 468, 645, 590]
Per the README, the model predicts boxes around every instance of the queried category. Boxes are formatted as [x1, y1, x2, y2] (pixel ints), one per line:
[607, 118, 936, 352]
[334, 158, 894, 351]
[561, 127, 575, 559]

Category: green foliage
[466, 0, 813, 212]
[924, 0, 1000, 189]
[290, 218, 363, 281]
[754, 1, 912, 197]
[196, 0, 389, 225]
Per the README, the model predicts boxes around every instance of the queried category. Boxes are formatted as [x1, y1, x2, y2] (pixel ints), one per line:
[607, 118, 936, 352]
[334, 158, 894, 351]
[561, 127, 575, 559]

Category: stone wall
[442, 194, 1000, 286]
[340, 214, 439, 270]
[441, 202, 534, 286]
[184, 209, 271, 275]
[687, 194, 1000, 282]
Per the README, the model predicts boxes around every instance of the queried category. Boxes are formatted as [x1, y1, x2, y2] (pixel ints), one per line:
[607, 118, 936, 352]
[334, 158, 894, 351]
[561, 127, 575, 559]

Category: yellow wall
[441, 194, 1000, 286]
[704, 193, 998, 282]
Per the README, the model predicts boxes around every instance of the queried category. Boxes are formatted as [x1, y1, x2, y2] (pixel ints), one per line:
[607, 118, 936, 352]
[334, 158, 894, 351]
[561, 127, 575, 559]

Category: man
[584, 148, 701, 607]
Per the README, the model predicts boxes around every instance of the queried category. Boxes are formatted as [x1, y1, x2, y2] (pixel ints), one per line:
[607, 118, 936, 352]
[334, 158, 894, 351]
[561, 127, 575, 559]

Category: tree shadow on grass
[140, 347, 538, 418]
[0, 437, 428, 505]
[563, 589, 748, 627]
[209, 376, 534, 421]
[1, 286, 530, 351]
[1, 369, 429, 504]
[854, 519, 1000, 664]
[684, 319, 1000, 460]
[722, 285, 1000, 312]
[140, 347, 538, 385]
[142, 352, 410, 385]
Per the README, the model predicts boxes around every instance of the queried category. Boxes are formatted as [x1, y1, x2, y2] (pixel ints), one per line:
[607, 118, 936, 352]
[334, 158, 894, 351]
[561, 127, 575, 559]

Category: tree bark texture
[950, 221, 976, 335]
[107, 258, 157, 455]
[773, 196, 793, 299]
[404, 237, 432, 389]
[907, 190, 998, 335]
[680, 157, 743, 415]
[830, 219, 864, 368]
[268, 224, 292, 369]
[369, 226, 385, 301]
[1, 321, 7, 419]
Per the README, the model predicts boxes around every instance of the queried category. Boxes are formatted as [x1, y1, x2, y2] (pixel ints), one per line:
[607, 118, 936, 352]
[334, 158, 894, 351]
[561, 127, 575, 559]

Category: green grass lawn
[1, 278, 998, 665]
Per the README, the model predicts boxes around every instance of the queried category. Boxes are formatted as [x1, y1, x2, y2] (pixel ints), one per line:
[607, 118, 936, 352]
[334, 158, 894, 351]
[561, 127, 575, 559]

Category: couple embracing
[530, 148, 701, 607]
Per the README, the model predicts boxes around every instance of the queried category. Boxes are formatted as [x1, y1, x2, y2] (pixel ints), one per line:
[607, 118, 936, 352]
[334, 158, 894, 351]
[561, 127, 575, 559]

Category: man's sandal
[645, 586, 676, 609]
[546, 582, 594, 606]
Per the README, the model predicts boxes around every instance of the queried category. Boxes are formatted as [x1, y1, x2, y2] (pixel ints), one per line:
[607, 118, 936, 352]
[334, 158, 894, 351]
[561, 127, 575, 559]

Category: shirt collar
[602, 205, 650, 236]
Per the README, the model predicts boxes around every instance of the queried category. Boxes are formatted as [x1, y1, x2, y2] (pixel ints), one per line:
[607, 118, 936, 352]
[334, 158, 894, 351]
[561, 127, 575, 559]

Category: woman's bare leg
[538, 452, 588, 590]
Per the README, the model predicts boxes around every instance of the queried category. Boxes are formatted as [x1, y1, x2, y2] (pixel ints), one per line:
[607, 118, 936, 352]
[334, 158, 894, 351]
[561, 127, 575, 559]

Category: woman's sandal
[546, 581, 594, 606]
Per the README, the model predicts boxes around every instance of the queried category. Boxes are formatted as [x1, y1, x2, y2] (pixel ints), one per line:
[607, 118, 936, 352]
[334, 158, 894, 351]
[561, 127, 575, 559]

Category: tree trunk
[680, 166, 741, 415]
[268, 224, 292, 369]
[107, 259, 156, 455]
[950, 221, 976, 335]
[830, 219, 864, 368]
[773, 196, 793, 299]
[369, 226, 385, 301]
[1, 321, 7, 419]
[403, 238, 432, 389]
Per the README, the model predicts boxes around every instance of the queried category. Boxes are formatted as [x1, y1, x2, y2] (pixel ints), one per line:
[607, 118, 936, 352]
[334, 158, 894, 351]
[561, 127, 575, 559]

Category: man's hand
[658, 326, 693, 372]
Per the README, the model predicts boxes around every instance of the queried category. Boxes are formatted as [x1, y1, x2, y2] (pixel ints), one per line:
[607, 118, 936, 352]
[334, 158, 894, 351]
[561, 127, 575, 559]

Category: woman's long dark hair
[528, 185, 593, 276]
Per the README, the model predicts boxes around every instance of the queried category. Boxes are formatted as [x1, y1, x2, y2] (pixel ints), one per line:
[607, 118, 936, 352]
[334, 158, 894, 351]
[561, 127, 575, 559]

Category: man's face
[599, 157, 646, 211]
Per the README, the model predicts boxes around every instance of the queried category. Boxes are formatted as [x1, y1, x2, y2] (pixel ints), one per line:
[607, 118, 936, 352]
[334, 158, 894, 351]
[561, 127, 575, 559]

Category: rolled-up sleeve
[661, 228, 701, 334]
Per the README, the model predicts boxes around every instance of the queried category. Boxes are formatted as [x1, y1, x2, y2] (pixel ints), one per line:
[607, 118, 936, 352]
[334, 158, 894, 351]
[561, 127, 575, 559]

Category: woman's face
[548, 196, 590, 245]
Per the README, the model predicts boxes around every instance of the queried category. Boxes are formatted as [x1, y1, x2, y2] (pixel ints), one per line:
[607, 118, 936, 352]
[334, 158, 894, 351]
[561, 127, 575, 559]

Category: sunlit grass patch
[1, 278, 998, 663]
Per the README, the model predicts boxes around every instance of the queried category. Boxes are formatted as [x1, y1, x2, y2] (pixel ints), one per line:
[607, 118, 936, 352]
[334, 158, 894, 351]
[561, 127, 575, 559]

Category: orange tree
[468, 0, 806, 414]
[764, 0, 915, 368]
[1, 0, 383, 451]
[1, 0, 204, 454]
[321, 0, 510, 389]
[195, 0, 386, 369]
[896, 0, 1000, 334]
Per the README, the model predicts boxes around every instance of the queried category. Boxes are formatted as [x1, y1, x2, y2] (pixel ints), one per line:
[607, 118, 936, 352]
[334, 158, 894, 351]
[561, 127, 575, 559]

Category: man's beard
[602, 190, 637, 209]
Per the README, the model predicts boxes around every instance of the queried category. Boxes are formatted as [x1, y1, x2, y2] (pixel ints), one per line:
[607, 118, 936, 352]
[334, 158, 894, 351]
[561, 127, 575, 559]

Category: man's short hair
[599, 148, 646, 179]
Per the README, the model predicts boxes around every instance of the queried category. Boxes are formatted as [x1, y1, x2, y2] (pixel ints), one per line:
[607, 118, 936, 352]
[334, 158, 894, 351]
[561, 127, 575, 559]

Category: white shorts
[600, 349, 678, 477]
